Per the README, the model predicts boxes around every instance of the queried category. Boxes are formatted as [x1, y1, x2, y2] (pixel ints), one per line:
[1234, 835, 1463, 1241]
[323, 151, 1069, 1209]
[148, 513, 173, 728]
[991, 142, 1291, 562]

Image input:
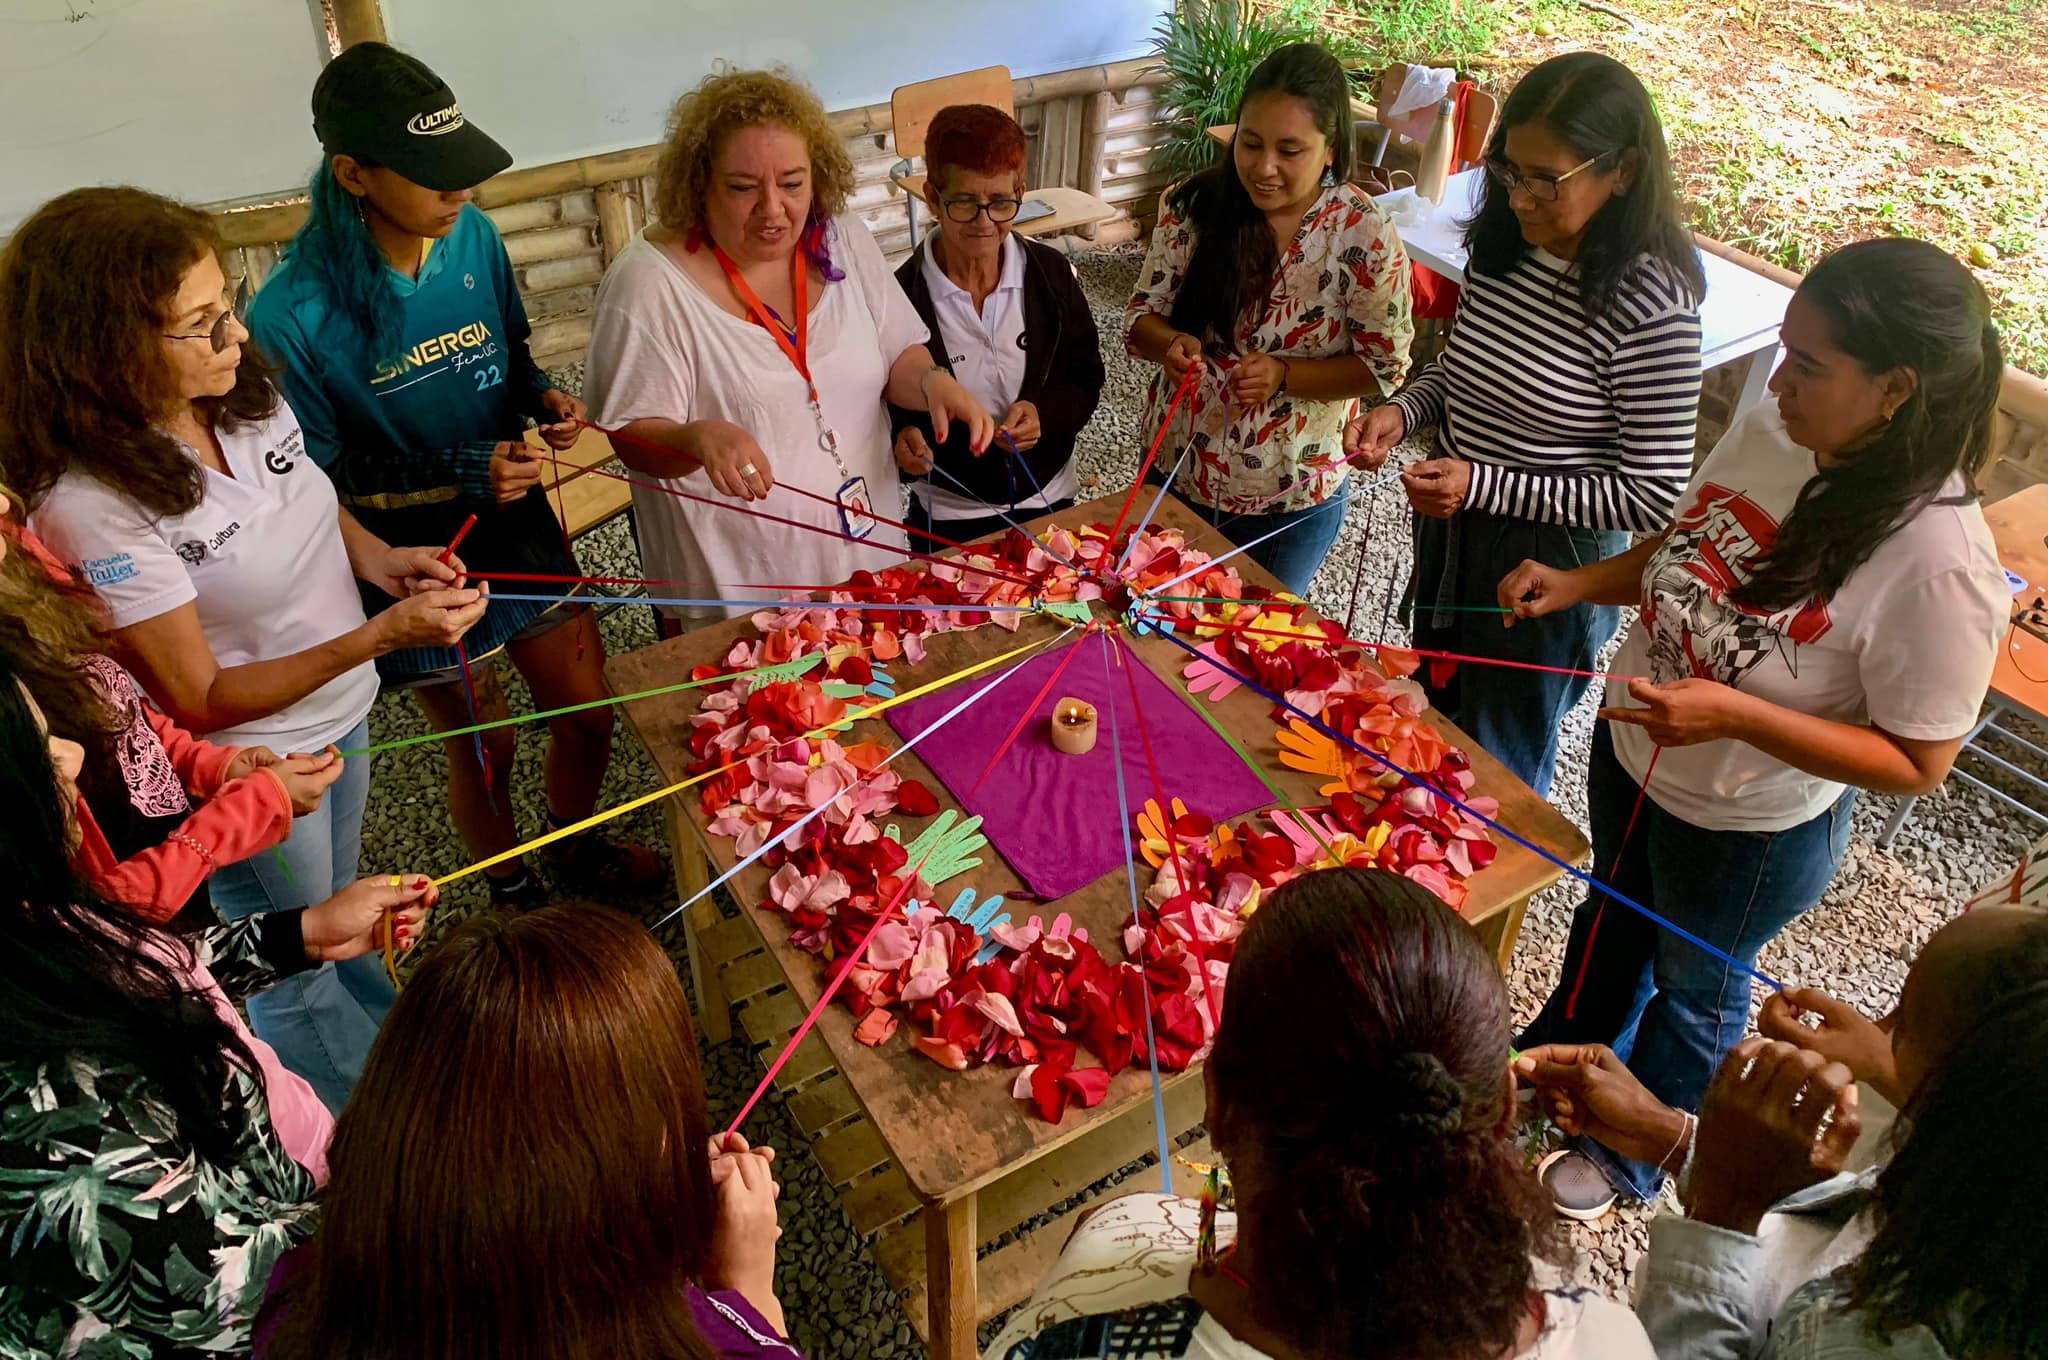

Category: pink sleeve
[82, 770, 295, 921]
[142, 703, 244, 796]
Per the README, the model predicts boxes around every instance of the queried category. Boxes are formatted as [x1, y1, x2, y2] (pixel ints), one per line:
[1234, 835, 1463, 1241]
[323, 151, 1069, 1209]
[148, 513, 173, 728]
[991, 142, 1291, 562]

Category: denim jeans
[208, 716, 389, 1113]
[1408, 507, 1627, 799]
[1519, 726, 1856, 1199]
[1174, 479, 1352, 596]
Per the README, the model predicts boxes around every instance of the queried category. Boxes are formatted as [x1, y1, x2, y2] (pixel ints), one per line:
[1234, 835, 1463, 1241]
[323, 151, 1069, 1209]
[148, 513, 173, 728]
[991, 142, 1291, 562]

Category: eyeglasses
[940, 195, 1022, 224]
[163, 306, 240, 354]
[1483, 155, 1599, 203]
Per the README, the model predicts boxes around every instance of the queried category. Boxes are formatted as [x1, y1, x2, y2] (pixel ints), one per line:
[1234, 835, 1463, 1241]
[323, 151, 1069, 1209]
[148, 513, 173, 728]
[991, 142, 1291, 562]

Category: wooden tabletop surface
[608, 492, 1586, 1204]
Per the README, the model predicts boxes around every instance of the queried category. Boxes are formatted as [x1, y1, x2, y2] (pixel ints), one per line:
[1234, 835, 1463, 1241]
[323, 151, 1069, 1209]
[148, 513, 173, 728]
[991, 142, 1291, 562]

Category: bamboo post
[329, 0, 387, 47]
[595, 182, 634, 267]
[1077, 91, 1111, 241]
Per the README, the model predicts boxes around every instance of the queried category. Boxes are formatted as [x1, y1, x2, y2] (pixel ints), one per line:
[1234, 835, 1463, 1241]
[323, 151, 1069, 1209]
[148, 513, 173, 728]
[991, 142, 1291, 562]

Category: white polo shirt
[913, 234, 1077, 521]
[33, 403, 380, 753]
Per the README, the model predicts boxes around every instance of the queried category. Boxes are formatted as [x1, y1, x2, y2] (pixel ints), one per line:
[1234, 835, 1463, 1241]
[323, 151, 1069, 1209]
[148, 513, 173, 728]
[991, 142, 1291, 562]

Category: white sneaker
[1538, 1149, 1618, 1221]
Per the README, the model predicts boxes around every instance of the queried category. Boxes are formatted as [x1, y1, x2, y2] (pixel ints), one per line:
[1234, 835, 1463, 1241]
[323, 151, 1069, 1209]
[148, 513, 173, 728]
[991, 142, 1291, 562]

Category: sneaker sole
[1536, 1149, 1618, 1223]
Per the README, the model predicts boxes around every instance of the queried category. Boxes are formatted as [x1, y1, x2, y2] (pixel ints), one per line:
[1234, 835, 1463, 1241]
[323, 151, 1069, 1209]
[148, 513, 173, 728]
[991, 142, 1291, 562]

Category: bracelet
[1658, 1111, 1696, 1176]
[1277, 358, 1292, 395]
[167, 833, 216, 869]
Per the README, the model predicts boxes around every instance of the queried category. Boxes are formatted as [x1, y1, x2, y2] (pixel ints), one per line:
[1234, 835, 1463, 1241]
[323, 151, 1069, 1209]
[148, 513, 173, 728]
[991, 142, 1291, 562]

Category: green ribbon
[339, 652, 827, 758]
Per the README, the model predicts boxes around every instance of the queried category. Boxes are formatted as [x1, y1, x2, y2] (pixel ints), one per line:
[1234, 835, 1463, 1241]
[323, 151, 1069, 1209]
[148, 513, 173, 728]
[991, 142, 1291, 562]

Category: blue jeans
[1409, 508, 1626, 799]
[1190, 479, 1352, 596]
[1519, 726, 1856, 1199]
[208, 716, 389, 1113]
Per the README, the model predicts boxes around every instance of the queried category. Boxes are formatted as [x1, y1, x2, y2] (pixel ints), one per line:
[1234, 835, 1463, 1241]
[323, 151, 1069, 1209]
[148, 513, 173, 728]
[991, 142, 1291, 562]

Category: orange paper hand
[1276, 719, 1349, 796]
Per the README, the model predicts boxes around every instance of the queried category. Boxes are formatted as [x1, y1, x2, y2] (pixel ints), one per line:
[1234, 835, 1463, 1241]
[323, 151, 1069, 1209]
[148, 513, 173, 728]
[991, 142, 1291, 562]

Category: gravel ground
[353, 245, 2034, 1357]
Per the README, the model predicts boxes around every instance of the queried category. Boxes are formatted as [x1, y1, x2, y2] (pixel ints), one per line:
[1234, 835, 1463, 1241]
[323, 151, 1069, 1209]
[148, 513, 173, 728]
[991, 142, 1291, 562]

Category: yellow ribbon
[431, 634, 1054, 887]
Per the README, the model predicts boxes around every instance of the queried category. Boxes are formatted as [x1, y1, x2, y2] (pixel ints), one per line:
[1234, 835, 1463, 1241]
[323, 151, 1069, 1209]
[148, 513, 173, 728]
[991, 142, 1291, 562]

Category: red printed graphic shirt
[1611, 399, 2007, 831]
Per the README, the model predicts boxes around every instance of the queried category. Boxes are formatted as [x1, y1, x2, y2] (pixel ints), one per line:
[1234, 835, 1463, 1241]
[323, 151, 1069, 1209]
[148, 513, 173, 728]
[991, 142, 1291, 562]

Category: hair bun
[1386, 1052, 1465, 1137]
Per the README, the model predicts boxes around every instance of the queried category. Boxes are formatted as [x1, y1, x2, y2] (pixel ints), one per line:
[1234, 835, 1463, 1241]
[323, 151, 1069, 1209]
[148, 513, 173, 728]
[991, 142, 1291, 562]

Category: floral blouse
[1126, 184, 1414, 515]
[0, 917, 317, 1359]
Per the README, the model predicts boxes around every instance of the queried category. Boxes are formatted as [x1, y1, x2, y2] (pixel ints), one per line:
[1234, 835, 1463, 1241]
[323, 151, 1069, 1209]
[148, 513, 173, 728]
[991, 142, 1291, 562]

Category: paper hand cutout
[884, 809, 987, 886]
[819, 664, 895, 701]
[1182, 641, 1242, 701]
[1269, 807, 1346, 865]
[745, 652, 826, 692]
[1035, 599, 1094, 625]
[1276, 718, 1349, 795]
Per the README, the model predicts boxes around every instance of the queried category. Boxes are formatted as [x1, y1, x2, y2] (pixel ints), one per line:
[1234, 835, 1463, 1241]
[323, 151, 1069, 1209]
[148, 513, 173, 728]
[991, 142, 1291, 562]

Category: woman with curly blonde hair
[586, 69, 993, 631]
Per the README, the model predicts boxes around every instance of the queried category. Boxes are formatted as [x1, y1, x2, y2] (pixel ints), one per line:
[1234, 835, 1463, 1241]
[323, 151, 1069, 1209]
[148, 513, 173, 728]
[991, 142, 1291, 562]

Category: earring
[1320, 165, 1336, 187]
[1196, 1159, 1222, 1271]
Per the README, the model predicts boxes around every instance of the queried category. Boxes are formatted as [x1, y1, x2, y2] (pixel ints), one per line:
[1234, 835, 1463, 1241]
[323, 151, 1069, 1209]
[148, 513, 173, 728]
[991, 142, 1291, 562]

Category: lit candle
[1050, 697, 1098, 755]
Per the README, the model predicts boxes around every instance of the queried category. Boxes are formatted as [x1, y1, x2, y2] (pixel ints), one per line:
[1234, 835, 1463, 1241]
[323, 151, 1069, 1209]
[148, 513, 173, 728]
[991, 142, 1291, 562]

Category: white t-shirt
[1611, 398, 2006, 831]
[984, 1192, 1655, 1360]
[31, 405, 379, 753]
[584, 215, 927, 623]
[910, 233, 1077, 521]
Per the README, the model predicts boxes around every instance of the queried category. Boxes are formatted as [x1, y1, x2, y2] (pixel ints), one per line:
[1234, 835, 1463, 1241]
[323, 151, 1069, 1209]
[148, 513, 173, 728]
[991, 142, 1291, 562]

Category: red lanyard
[710, 241, 811, 393]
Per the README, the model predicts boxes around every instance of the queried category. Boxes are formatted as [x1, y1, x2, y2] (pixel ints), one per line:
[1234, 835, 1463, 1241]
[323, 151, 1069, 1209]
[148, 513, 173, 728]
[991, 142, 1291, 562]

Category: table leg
[663, 797, 731, 1045]
[924, 1195, 979, 1360]
[1730, 341, 1780, 425]
[1475, 892, 1532, 975]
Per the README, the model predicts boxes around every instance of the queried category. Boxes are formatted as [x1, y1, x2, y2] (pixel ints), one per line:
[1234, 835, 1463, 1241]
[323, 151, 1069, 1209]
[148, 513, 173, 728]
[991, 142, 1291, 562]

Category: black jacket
[889, 236, 1105, 508]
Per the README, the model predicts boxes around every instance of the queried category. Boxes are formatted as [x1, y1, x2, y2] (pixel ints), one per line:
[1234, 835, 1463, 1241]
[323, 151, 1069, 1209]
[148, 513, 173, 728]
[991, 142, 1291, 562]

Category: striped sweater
[1390, 246, 1703, 532]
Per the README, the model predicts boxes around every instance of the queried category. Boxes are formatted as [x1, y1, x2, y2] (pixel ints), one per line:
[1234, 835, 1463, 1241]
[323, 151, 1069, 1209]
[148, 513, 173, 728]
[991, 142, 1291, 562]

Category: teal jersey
[247, 204, 574, 677]
[247, 203, 551, 507]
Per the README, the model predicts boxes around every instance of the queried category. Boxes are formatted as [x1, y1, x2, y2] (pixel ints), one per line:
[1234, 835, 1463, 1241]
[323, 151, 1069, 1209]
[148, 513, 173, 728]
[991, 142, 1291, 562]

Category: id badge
[836, 474, 877, 540]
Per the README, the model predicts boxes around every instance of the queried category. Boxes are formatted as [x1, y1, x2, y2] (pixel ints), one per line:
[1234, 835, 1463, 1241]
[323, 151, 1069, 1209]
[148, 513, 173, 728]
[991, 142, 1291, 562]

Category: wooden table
[1880, 483, 2048, 842]
[608, 493, 1587, 1358]
[1372, 169, 1797, 428]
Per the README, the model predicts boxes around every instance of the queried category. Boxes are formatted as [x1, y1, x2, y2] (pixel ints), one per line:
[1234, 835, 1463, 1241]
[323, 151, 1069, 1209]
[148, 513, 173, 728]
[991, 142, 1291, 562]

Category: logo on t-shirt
[175, 540, 206, 565]
[82, 552, 138, 587]
[369, 320, 497, 387]
[264, 429, 304, 477]
[1643, 482, 1832, 689]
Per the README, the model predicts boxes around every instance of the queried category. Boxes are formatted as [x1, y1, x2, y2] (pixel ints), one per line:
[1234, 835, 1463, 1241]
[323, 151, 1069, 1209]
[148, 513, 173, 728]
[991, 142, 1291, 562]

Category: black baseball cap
[312, 43, 511, 192]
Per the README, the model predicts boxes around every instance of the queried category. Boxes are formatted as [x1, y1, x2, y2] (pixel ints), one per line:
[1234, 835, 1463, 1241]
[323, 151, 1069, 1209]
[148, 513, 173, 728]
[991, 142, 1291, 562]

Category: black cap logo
[407, 103, 466, 137]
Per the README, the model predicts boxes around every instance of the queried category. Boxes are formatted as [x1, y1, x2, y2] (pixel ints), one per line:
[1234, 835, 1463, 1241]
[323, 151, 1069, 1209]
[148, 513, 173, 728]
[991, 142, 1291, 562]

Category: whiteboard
[0, 0, 329, 232]
[383, 0, 1170, 173]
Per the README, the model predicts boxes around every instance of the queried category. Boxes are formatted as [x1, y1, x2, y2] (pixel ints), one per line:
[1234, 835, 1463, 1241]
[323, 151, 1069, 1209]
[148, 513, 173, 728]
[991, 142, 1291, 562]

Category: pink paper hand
[1182, 642, 1242, 701]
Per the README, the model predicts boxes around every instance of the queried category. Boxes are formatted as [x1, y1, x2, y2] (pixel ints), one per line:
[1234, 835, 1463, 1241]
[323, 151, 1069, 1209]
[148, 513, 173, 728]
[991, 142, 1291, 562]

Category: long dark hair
[282, 158, 406, 363]
[1166, 42, 1354, 350]
[1207, 868, 1553, 1360]
[0, 652, 256, 1166]
[1466, 52, 1703, 322]
[1844, 933, 2048, 1358]
[265, 907, 720, 1360]
[1732, 238, 2004, 611]
[0, 187, 279, 519]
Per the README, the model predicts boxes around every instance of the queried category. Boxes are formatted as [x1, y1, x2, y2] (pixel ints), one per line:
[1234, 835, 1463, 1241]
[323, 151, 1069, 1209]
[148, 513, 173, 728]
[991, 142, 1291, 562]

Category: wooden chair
[889, 67, 1117, 246]
[1369, 64, 1499, 175]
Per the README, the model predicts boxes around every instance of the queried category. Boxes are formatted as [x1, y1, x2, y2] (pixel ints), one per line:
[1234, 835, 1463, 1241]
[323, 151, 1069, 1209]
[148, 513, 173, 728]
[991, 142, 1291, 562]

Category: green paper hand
[744, 652, 826, 691]
[884, 809, 988, 887]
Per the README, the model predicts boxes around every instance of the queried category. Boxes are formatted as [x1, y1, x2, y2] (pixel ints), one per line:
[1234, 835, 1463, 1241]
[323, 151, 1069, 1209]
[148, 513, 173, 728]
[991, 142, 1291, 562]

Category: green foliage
[1325, 0, 1508, 73]
[1144, 0, 1338, 182]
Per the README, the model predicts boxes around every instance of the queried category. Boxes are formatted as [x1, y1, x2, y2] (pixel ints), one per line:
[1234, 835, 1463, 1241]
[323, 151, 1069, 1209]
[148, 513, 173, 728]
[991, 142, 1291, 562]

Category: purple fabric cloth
[885, 635, 1272, 898]
[255, 1248, 804, 1359]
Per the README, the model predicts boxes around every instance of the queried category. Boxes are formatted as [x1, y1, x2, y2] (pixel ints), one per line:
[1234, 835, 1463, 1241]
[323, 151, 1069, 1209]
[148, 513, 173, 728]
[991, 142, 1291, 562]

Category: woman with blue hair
[249, 43, 660, 912]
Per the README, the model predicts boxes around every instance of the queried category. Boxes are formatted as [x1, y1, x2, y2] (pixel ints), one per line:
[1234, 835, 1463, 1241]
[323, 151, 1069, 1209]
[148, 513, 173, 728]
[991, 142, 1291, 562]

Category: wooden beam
[329, 0, 386, 47]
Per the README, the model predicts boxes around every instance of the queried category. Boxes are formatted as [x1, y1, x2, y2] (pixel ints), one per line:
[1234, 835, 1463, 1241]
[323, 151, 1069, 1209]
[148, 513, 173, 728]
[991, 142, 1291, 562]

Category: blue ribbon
[1098, 631, 1175, 1191]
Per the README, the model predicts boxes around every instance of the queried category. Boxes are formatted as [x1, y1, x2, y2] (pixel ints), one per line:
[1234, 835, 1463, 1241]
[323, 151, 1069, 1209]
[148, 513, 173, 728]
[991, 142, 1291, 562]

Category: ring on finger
[740, 463, 759, 478]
